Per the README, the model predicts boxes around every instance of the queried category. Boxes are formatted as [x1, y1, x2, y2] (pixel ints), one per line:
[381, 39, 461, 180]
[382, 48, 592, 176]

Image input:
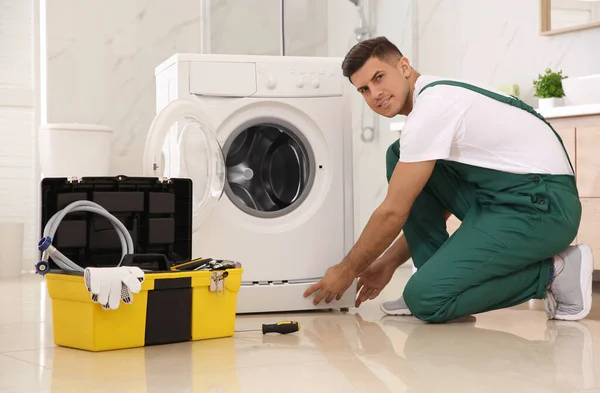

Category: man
[302, 36, 593, 323]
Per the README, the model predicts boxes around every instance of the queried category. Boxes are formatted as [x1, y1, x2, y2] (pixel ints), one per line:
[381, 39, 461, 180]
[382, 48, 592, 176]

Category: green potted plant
[533, 68, 567, 109]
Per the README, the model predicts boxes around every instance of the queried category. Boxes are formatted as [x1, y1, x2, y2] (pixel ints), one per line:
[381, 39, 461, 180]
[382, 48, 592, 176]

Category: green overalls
[385, 80, 581, 323]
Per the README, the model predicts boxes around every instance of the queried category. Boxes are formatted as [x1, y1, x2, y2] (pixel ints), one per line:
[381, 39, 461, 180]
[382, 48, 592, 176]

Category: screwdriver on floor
[235, 321, 301, 334]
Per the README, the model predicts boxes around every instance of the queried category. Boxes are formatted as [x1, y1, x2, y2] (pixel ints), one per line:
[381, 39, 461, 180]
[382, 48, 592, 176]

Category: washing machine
[143, 54, 355, 313]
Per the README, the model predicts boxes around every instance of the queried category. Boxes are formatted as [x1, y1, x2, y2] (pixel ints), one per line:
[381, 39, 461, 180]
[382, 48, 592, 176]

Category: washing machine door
[143, 99, 225, 231]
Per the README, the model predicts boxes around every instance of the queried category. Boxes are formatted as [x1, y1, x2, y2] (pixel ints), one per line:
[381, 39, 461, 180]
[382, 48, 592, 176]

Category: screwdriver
[235, 321, 301, 335]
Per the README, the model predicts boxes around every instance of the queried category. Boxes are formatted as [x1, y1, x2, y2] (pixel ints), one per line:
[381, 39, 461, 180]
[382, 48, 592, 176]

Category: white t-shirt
[399, 75, 574, 175]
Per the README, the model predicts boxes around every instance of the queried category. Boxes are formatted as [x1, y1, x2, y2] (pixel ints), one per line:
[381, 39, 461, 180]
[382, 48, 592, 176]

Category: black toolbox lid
[40, 176, 192, 270]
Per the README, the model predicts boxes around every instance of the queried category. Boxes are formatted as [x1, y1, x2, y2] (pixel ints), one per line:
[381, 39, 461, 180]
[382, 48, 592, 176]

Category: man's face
[350, 56, 411, 118]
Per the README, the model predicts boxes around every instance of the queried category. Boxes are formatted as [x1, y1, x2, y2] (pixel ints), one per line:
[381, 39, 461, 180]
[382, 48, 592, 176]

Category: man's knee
[403, 273, 454, 323]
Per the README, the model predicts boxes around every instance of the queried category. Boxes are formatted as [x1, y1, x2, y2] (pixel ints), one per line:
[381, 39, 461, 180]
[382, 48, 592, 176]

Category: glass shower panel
[282, 0, 328, 56]
[208, 0, 281, 55]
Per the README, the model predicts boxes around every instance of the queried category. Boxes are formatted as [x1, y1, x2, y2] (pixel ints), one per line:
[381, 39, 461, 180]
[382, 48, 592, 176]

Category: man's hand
[355, 258, 397, 307]
[303, 263, 355, 305]
[302, 160, 436, 307]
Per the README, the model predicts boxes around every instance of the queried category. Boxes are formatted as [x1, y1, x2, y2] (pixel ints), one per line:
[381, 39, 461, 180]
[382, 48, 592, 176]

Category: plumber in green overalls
[303, 36, 593, 322]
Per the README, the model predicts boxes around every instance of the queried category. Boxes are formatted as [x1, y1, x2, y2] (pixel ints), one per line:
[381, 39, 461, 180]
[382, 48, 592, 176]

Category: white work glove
[84, 266, 145, 310]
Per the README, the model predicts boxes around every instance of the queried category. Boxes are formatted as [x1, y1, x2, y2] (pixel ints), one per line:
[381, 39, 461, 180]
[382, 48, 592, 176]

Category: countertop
[535, 103, 600, 119]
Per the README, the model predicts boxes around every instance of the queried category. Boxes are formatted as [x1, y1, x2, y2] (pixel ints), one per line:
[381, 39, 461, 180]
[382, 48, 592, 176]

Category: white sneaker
[380, 296, 412, 316]
[545, 244, 594, 321]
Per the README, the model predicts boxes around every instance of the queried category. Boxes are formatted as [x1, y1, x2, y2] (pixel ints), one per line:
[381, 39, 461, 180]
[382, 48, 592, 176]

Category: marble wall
[42, 0, 203, 175]
[42, 0, 330, 177]
[416, 0, 600, 106]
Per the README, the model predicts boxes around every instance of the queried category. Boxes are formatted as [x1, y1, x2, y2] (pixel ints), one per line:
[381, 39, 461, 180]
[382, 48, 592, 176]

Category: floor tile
[2, 268, 600, 392]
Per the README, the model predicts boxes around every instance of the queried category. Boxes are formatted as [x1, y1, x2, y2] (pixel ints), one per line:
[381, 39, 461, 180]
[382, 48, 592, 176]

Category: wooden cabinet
[553, 126, 576, 168]
[574, 126, 600, 197]
[578, 199, 600, 266]
[547, 114, 600, 270]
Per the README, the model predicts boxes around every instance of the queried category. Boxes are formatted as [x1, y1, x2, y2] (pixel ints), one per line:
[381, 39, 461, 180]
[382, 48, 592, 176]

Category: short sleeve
[399, 94, 464, 163]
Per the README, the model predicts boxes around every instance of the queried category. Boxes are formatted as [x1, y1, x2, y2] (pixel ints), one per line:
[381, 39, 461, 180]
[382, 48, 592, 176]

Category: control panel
[254, 62, 345, 98]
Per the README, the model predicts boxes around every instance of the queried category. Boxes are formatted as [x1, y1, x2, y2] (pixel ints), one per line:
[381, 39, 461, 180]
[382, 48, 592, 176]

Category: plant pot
[538, 97, 564, 110]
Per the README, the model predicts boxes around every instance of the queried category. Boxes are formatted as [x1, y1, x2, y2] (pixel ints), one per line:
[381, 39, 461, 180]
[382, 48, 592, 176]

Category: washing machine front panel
[206, 98, 336, 228]
[191, 96, 350, 283]
[153, 55, 353, 286]
[143, 99, 226, 232]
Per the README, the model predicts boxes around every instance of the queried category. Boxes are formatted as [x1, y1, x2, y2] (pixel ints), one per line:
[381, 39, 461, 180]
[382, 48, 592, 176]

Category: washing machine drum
[224, 124, 313, 217]
[144, 100, 315, 228]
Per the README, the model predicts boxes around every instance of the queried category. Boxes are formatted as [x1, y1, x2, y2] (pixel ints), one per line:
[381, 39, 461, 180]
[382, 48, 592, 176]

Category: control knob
[265, 76, 277, 89]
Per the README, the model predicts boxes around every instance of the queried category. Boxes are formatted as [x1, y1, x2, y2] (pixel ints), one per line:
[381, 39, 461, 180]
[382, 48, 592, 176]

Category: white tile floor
[2, 267, 600, 393]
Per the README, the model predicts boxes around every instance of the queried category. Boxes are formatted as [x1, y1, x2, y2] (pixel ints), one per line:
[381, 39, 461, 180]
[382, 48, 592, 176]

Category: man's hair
[341, 36, 403, 80]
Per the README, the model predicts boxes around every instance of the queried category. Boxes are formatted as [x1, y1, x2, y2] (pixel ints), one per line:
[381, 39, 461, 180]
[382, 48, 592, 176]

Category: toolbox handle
[120, 253, 171, 271]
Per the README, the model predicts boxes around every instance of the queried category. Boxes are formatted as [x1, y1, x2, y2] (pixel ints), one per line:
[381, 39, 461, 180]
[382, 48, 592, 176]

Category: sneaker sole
[556, 244, 594, 321]
[380, 303, 412, 316]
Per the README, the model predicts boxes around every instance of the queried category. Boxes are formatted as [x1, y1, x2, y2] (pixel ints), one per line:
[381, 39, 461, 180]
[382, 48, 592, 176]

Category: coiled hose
[36, 200, 134, 275]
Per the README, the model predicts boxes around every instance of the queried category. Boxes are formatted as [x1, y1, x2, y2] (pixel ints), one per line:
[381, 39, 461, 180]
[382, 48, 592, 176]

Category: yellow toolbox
[38, 176, 243, 352]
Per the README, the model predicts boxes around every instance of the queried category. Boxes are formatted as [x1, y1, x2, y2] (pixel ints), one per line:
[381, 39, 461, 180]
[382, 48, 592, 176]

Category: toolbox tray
[40, 175, 193, 270]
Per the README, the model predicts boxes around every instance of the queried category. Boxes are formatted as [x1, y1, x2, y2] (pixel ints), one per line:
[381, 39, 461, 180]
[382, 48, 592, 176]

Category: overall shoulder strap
[419, 80, 575, 175]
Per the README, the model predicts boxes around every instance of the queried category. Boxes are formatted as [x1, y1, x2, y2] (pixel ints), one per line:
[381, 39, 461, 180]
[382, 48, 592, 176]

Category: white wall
[327, 0, 415, 240]
[416, 0, 600, 105]
[0, 0, 37, 272]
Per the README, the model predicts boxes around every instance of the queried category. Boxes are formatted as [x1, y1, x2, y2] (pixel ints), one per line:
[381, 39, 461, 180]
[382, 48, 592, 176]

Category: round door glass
[222, 121, 315, 218]
[149, 104, 225, 232]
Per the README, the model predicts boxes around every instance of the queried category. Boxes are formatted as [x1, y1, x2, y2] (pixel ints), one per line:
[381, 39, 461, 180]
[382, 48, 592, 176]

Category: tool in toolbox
[170, 257, 242, 272]
[235, 321, 301, 335]
[170, 258, 242, 298]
